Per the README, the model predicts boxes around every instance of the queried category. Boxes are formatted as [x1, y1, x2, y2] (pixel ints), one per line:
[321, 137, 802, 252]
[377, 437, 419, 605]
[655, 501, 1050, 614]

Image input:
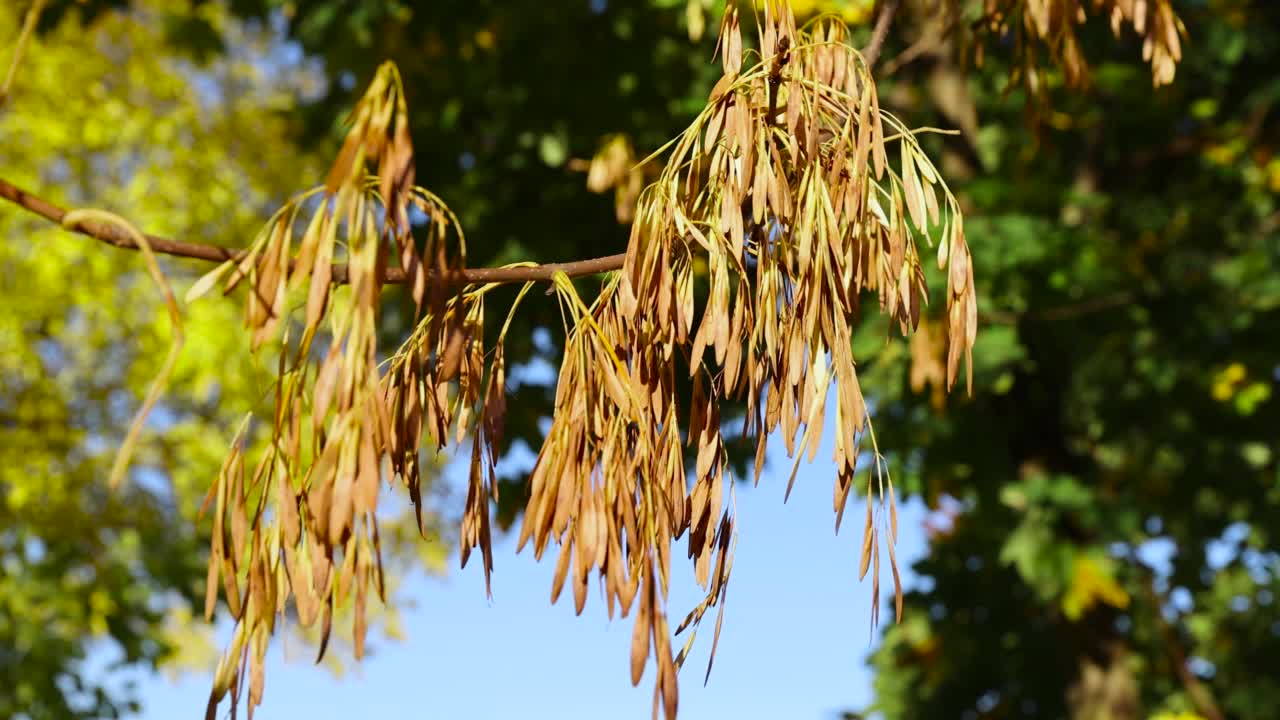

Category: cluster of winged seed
[193, 4, 979, 718]
[976, 0, 1186, 91]
[190, 63, 472, 720]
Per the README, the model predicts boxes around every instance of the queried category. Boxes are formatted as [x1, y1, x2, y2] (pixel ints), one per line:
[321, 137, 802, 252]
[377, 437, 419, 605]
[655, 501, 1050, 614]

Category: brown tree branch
[2, 176, 1142, 328]
[861, 0, 902, 69]
[0, 177, 626, 286]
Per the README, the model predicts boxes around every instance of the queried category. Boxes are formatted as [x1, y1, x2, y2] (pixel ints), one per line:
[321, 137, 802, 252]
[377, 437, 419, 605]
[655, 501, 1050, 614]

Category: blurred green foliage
[0, 3, 444, 718]
[855, 2, 1280, 718]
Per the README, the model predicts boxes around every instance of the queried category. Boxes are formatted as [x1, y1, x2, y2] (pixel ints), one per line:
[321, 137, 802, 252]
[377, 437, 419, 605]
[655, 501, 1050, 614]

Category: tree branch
[861, 0, 902, 69]
[979, 291, 1137, 325]
[0, 177, 625, 286]
[880, 12, 964, 76]
[0, 0, 47, 108]
[1138, 568, 1225, 720]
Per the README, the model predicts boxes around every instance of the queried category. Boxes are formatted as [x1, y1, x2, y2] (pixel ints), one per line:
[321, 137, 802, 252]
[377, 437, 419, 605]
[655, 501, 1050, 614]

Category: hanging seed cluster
[190, 63, 471, 720]
[518, 3, 976, 717]
[192, 4, 979, 719]
[570, 133, 652, 223]
[973, 0, 1186, 90]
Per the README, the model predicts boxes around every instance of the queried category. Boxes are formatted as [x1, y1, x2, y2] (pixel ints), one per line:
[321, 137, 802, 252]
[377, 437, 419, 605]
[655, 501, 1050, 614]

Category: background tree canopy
[0, 4, 449, 718]
[2, 1, 1277, 720]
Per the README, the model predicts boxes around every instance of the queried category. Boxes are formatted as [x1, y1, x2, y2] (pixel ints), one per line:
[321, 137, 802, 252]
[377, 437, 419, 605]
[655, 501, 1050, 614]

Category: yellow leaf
[1062, 555, 1130, 621]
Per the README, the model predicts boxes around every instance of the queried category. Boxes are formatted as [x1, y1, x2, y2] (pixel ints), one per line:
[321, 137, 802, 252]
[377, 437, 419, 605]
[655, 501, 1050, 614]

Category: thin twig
[880, 13, 963, 76]
[1137, 565, 1225, 720]
[1033, 291, 1133, 321]
[62, 208, 184, 490]
[980, 291, 1135, 324]
[0, 177, 626, 286]
[1, 0, 47, 108]
[861, 0, 902, 69]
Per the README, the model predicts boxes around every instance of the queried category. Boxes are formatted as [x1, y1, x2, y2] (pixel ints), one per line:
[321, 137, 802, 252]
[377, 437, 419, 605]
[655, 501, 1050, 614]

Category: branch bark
[0, 177, 625, 286]
[861, 0, 902, 69]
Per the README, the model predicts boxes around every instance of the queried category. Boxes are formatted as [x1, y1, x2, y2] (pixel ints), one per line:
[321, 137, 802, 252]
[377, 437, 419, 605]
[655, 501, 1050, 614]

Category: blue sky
[128, 385, 930, 720]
